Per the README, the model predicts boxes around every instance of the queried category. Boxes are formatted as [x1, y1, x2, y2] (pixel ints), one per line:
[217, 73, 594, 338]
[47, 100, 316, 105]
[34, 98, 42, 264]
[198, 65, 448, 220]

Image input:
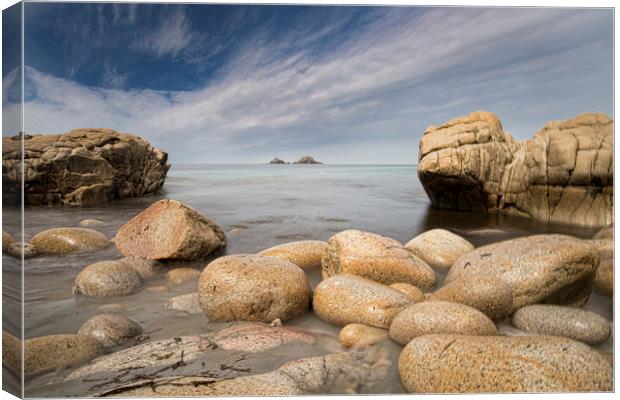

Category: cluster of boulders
[2, 128, 170, 206]
[418, 111, 613, 226]
[2, 198, 613, 394]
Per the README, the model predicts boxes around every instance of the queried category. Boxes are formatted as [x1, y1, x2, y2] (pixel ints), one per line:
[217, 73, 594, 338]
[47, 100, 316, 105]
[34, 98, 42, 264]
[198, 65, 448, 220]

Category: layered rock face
[2, 129, 170, 206]
[418, 111, 613, 226]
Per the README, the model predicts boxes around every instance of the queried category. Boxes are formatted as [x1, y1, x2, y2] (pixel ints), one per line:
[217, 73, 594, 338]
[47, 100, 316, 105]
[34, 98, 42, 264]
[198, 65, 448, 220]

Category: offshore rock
[2, 128, 170, 206]
[418, 111, 613, 226]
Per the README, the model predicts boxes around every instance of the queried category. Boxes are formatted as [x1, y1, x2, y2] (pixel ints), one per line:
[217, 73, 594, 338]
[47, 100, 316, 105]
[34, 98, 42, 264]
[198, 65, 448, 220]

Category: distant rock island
[268, 156, 322, 164]
[294, 156, 322, 164]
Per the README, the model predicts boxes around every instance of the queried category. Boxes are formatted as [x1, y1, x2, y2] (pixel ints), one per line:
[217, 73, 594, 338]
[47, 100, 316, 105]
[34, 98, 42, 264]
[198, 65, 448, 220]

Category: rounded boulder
[404, 229, 474, 270]
[30, 227, 110, 254]
[78, 313, 143, 347]
[198, 254, 311, 322]
[259, 240, 327, 270]
[322, 229, 436, 289]
[73, 260, 143, 297]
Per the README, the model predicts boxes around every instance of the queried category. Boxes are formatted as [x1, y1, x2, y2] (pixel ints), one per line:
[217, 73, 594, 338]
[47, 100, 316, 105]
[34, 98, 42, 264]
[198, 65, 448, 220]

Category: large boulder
[259, 240, 327, 270]
[73, 260, 143, 298]
[418, 111, 613, 226]
[114, 199, 226, 260]
[445, 234, 599, 311]
[398, 334, 612, 393]
[322, 230, 436, 289]
[313, 274, 411, 329]
[78, 313, 143, 347]
[404, 229, 474, 270]
[198, 254, 311, 322]
[2, 129, 170, 206]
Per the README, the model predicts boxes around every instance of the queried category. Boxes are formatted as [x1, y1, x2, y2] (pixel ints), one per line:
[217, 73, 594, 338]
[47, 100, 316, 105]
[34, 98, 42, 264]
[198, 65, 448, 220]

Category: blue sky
[2, 3, 614, 163]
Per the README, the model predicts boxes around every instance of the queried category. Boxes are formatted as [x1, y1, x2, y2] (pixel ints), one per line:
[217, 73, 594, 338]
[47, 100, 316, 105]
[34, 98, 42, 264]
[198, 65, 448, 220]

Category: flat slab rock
[417, 111, 613, 226]
[2, 129, 170, 206]
[98, 348, 390, 396]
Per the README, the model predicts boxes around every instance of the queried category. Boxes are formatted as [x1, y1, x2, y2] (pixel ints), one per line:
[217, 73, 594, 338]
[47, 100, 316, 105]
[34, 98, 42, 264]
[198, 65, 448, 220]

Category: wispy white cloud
[131, 8, 195, 58]
[7, 7, 613, 163]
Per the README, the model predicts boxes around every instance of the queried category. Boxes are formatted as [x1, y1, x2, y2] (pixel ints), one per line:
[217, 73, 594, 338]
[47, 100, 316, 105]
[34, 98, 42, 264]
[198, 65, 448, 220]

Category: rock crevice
[418, 111, 613, 226]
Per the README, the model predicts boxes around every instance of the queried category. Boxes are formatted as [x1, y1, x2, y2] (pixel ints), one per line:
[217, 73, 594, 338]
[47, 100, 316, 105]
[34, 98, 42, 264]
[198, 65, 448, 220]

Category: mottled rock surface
[588, 238, 613, 259]
[2, 331, 21, 372]
[30, 227, 110, 254]
[404, 229, 474, 270]
[259, 240, 327, 270]
[2, 230, 15, 251]
[25, 334, 104, 373]
[594, 258, 613, 297]
[389, 301, 497, 345]
[512, 305, 611, 345]
[398, 334, 612, 392]
[339, 324, 388, 348]
[210, 322, 316, 353]
[428, 274, 513, 321]
[98, 349, 390, 396]
[418, 111, 613, 226]
[78, 313, 143, 347]
[446, 234, 598, 311]
[593, 225, 613, 240]
[7, 241, 38, 259]
[165, 293, 202, 314]
[313, 274, 411, 329]
[198, 254, 311, 322]
[166, 267, 201, 284]
[119, 256, 163, 280]
[114, 199, 226, 261]
[2, 129, 170, 206]
[322, 230, 436, 289]
[73, 260, 143, 297]
[389, 283, 425, 303]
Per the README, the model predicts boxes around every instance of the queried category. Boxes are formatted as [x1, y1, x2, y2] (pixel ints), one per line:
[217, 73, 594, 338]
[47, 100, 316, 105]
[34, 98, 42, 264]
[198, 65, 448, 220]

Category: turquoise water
[2, 164, 610, 396]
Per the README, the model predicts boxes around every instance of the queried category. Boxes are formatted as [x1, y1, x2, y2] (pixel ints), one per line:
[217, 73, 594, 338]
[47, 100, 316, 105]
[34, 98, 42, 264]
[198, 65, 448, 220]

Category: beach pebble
[398, 334, 612, 393]
[389, 300, 497, 345]
[512, 304, 611, 345]
[404, 229, 474, 270]
[30, 227, 110, 254]
[2, 230, 15, 251]
[427, 274, 513, 321]
[165, 293, 202, 314]
[78, 218, 106, 228]
[119, 256, 163, 279]
[210, 322, 316, 353]
[588, 239, 613, 259]
[446, 234, 599, 311]
[259, 240, 327, 270]
[98, 303, 127, 313]
[339, 323, 388, 348]
[322, 229, 436, 289]
[389, 283, 425, 303]
[166, 267, 201, 284]
[7, 241, 38, 259]
[78, 313, 143, 347]
[198, 254, 311, 322]
[24, 334, 104, 373]
[594, 258, 613, 297]
[114, 199, 226, 261]
[313, 274, 411, 329]
[73, 260, 143, 297]
[593, 225, 613, 240]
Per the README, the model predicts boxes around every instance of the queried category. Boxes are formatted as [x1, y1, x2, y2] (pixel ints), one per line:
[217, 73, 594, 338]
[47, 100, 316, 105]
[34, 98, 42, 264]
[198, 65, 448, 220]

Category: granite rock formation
[418, 111, 613, 226]
[269, 158, 286, 164]
[2, 128, 170, 206]
[294, 155, 322, 164]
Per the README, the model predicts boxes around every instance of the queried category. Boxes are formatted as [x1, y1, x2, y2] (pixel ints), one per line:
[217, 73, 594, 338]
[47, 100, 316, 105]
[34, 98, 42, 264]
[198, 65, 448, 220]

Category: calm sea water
[2, 164, 612, 396]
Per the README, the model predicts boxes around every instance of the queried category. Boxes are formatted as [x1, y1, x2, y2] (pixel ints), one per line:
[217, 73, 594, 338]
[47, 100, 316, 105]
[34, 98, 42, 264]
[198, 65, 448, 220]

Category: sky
[2, 3, 614, 164]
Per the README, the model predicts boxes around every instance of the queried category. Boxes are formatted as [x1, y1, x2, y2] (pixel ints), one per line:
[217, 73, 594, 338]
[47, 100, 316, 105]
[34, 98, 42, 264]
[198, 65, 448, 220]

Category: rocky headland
[417, 111, 613, 226]
[2, 128, 170, 206]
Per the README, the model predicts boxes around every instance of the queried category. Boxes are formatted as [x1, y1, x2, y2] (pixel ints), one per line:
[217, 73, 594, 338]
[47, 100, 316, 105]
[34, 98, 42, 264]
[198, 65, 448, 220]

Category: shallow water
[2, 164, 612, 397]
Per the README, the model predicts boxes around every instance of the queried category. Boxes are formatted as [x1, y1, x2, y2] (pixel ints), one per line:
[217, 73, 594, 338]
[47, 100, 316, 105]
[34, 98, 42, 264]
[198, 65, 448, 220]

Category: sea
[1, 164, 612, 396]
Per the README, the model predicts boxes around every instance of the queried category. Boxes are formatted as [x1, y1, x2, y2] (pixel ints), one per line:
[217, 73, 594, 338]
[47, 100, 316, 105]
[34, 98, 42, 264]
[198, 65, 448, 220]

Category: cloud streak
[5, 7, 613, 164]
